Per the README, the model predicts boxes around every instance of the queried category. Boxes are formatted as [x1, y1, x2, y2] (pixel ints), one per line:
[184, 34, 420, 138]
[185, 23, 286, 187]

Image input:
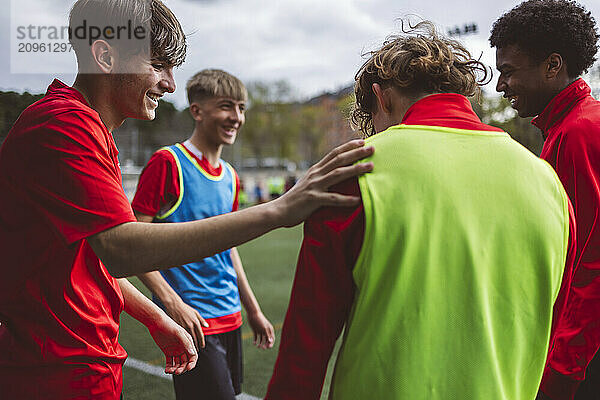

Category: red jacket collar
[532, 78, 591, 132]
[401, 93, 503, 132]
[46, 79, 91, 108]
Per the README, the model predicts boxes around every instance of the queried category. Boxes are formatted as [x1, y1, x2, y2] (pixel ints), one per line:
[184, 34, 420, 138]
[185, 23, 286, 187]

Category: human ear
[90, 40, 114, 73]
[189, 103, 203, 121]
[372, 83, 393, 115]
[545, 53, 564, 79]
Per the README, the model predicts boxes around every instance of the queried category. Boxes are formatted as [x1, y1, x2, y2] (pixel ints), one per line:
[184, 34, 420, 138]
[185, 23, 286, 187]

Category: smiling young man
[0, 1, 373, 399]
[132, 70, 275, 400]
[490, 1, 600, 399]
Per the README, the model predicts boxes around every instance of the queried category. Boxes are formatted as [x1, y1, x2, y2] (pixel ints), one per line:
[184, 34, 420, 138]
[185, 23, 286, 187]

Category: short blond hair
[352, 21, 490, 137]
[186, 69, 247, 105]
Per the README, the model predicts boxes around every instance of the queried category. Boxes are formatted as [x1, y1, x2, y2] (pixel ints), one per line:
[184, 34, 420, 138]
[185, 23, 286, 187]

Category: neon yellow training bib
[330, 125, 570, 400]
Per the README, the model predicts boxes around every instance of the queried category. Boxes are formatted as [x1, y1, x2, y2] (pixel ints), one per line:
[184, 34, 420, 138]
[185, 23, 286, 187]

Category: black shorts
[172, 327, 243, 400]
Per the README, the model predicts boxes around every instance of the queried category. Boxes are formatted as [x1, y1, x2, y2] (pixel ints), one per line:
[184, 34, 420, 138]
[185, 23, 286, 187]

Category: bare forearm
[118, 278, 167, 326]
[93, 201, 281, 277]
[138, 271, 183, 306]
[133, 214, 186, 306]
[118, 279, 198, 373]
[91, 140, 373, 278]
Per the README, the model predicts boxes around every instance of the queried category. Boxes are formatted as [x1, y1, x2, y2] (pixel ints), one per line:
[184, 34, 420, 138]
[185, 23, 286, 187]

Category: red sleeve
[131, 149, 179, 217]
[540, 202, 579, 400]
[540, 128, 600, 399]
[265, 178, 363, 400]
[21, 111, 135, 244]
[232, 169, 240, 212]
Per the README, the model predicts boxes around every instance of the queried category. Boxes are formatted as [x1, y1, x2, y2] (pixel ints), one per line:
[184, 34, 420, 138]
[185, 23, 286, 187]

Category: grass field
[119, 224, 341, 399]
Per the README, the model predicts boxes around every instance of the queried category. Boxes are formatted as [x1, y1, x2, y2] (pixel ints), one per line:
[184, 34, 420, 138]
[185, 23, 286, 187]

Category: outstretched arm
[117, 278, 197, 374]
[89, 140, 373, 278]
[231, 247, 274, 349]
[136, 270, 209, 350]
[135, 213, 209, 351]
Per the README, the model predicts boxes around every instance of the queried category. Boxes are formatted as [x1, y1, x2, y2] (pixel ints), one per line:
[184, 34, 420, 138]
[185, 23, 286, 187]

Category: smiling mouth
[222, 127, 238, 136]
[146, 92, 162, 105]
[505, 94, 517, 107]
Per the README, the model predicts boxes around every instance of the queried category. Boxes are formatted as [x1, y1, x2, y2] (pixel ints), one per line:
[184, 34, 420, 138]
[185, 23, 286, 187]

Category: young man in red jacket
[0, 1, 372, 398]
[490, 1, 600, 399]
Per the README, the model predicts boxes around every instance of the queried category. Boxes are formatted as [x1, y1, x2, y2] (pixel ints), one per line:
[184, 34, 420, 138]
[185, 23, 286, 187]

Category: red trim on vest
[202, 311, 243, 336]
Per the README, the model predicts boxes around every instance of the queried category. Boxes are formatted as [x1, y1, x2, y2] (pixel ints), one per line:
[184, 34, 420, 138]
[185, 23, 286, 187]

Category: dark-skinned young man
[491, 1, 600, 399]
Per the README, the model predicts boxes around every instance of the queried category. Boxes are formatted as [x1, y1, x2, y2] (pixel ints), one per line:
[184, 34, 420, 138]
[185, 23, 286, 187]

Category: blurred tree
[242, 82, 275, 165]
[242, 80, 300, 166]
[471, 93, 544, 155]
[296, 104, 328, 165]
[0, 91, 44, 145]
[587, 63, 600, 99]
[114, 99, 192, 165]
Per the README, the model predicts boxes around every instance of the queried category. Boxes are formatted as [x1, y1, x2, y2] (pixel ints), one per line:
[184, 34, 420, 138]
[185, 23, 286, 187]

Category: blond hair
[186, 69, 247, 105]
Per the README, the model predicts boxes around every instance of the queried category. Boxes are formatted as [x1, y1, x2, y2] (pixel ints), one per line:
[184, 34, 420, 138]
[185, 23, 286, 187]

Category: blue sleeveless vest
[153, 143, 240, 319]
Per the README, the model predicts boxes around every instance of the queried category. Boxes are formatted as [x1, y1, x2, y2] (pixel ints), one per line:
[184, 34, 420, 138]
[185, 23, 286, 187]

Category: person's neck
[553, 76, 579, 99]
[72, 74, 125, 132]
[388, 92, 435, 128]
[188, 129, 222, 168]
[565, 75, 579, 88]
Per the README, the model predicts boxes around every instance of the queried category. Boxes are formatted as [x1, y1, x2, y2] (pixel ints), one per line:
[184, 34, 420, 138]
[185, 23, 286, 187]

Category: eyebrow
[150, 59, 174, 68]
[217, 99, 245, 107]
[496, 64, 513, 72]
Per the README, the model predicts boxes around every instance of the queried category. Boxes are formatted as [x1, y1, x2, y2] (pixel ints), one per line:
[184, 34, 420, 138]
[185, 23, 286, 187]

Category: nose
[495, 75, 505, 93]
[229, 106, 244, 125]
[160, 67, 176, 94]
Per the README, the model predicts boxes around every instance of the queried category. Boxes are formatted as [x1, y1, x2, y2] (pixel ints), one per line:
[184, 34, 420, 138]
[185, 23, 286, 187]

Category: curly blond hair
[352, 21, 490, 137]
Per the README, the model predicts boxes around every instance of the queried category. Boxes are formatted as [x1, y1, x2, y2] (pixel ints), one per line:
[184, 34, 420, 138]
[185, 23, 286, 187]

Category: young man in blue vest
[132, 69, 274, 400]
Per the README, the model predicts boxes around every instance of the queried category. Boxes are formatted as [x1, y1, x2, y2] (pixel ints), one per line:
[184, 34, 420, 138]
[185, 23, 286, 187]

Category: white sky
[2, 0, 600, 109]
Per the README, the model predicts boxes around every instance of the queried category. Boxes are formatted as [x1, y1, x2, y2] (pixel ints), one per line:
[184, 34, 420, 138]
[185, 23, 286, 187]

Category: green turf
[120, 225, 343, 399]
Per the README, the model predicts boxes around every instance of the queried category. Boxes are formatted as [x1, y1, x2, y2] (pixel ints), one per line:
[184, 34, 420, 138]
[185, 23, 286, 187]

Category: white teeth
[146, 93, 160, 103]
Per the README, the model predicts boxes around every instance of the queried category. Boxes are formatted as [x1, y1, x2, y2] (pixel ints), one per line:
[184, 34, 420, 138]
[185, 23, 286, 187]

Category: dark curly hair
[489, 0, 598, 78]
[352, 20, 490, 137]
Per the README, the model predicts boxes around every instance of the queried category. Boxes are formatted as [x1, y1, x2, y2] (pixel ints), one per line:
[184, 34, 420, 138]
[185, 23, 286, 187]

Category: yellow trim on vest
[395, 124, 510, 137]
[155, 146, 184, 220]
[224, 162, 237, 209]
[175, 143, 225, 181]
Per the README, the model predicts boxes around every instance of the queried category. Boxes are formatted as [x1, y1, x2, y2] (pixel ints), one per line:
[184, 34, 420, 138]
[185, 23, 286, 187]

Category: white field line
[237, 394, 261, 400]
[124, 357, 172, 381]
[124, 357, 261, 400]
